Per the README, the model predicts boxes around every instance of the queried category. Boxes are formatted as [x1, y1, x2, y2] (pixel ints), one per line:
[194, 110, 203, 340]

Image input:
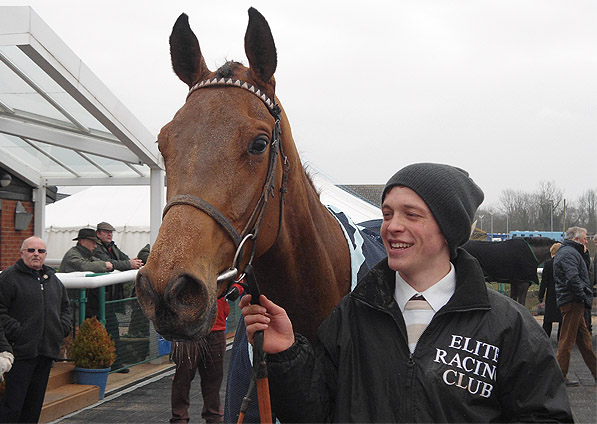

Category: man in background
[553, 226, 596, 386]
[92, 222, 142, 374]
[60, 228, 113, 318]
[0, 237, 71, 422]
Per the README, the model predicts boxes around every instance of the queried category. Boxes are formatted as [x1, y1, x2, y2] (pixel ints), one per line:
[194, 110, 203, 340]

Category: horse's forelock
[215, 61, 245, 79]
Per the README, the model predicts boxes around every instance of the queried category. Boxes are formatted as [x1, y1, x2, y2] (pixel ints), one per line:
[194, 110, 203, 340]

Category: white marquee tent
[44, 169, 381, 261]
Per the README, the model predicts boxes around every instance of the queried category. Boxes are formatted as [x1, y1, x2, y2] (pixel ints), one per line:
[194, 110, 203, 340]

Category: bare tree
[478, 183, 595, 236]
[575, 189, 597, 233]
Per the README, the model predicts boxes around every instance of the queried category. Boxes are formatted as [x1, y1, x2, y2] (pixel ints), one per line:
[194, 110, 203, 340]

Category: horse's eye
[248, 136, 269, 155]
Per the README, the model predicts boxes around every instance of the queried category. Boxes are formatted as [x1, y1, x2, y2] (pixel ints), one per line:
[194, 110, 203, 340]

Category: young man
[241, 163, 572, 422]
[0, 237, 72, 423]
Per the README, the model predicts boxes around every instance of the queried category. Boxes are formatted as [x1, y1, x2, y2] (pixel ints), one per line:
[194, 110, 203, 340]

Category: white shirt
[394, 263, 457, 352]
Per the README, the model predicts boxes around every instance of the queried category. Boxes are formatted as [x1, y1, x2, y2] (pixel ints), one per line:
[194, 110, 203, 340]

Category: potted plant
[70, 317, 116, 399]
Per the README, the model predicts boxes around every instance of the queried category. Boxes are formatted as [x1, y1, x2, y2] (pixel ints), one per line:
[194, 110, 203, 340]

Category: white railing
[56, 269, 139, 289]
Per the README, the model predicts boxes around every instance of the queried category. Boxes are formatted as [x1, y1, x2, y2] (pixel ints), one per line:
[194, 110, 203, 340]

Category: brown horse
[135, 8, 353, 343]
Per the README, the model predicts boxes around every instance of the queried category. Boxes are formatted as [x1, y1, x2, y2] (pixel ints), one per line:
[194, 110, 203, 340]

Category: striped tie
[404, 294, 434, 352]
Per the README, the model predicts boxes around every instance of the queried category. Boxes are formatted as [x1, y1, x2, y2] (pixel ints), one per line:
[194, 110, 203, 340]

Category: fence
[61, 270, 241, 373]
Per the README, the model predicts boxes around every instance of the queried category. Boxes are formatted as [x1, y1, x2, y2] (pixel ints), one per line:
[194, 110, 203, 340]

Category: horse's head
[524, 236, 558, 263]
[136, 8, 286, 340]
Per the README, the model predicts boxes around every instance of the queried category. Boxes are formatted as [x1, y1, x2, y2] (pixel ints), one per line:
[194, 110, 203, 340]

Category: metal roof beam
[0, 50, 90, 133]
[19, 41, 162, 168]
[21, 137, 80, 177]
[44, 176, 150, 186]
[0, 151, 42, 186]
[0, 113, 140, 163]
[77, 152, 112, 177]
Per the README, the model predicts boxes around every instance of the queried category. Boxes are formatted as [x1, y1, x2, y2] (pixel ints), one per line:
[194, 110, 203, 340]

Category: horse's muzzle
[135, 271, 215, 341]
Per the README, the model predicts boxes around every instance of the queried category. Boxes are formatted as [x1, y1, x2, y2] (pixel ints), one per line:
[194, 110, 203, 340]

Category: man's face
[576, 232, 588, 247]
[381, 186, 450, 283]
[96, 230, 113, 244]
[21, 238, 47, 271]
[79, 238, 98, 251]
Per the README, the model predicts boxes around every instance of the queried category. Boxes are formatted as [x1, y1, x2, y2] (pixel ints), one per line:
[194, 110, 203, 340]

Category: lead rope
[237, 264, 272, 424]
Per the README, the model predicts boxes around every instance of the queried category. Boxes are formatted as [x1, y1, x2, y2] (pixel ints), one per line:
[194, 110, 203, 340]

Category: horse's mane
[303, 167, 321, 196]
[522, 237, 557, 247]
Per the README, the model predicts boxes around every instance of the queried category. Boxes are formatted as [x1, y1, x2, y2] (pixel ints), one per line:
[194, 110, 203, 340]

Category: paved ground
[55, 322, 597, 424]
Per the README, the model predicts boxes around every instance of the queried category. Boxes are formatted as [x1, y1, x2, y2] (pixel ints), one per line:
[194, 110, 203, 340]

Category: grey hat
[73, 228, 101, 243]
[382, 163, 484, 260]
[96, 221, 116, 232]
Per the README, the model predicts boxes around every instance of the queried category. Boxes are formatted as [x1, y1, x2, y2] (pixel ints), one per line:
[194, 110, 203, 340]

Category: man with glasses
[0, 236, 71, 423]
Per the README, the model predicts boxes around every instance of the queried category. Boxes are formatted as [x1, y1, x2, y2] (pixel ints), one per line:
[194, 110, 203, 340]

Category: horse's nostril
[164, 275, 208, 310]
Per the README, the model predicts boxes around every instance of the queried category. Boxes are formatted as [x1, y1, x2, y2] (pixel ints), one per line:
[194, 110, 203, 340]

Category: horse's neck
[535, 245, 553, 264]
[255, 168, 352, 341]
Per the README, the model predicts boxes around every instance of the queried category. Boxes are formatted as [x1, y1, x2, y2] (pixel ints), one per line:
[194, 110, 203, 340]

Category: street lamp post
[489, 213, 494, 239]
[550, 201, 553, 232]
[478, 215, 484, 232]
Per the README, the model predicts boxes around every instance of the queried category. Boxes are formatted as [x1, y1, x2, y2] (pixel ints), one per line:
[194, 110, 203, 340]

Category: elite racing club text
[434, 334, 499, 398]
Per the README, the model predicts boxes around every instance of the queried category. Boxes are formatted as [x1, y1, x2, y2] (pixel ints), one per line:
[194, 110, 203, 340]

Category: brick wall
[1, 200, 34, 270]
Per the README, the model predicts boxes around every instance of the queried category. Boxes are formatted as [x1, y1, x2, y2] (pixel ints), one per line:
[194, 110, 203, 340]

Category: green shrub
[70, 317, 116, 369]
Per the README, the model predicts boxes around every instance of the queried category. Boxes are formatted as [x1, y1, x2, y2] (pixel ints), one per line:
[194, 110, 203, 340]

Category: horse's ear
[170, 13, 211, 88]
[245, 8, 277, 88]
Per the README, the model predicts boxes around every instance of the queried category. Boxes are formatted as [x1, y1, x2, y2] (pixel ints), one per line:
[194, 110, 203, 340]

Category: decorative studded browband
[187, 77, 278, 113]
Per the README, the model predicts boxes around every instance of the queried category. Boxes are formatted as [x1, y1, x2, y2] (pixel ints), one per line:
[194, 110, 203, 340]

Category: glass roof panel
[84, 153, 151, 178]
[0, 45, 111, 133]
[0, 7, 161, 189]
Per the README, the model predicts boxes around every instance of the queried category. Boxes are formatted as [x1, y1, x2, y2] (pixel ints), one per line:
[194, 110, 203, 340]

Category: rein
[162, 77, 289, 281]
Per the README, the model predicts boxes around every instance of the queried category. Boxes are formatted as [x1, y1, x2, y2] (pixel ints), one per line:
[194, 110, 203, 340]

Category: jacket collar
[351, 248, 490, 314]
[562, 239, 585, 256]
[75, 243, 94, 257]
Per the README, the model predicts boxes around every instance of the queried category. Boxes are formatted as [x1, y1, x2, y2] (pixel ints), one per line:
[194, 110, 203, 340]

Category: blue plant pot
[74, 366, 111, 399]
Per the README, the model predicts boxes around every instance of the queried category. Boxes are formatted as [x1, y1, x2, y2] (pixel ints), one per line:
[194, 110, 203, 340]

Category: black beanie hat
[381, 163, 484, 260]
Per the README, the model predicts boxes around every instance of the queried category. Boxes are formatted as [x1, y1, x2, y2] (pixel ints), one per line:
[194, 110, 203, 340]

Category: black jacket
[539, 258, 562, 323]
[0, 260, 71, 360]
[93, 241, 131, 272]
[92, 241, 129, 303]
[267, 250, 572, 423]
[554, 240, 592, 308]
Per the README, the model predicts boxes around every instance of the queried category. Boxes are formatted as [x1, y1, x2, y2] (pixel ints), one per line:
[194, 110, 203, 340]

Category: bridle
[161, 76, 285, 423]
[161, 77, 290, 287]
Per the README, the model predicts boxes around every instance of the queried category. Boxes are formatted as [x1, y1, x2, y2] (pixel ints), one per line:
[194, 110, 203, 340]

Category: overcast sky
[3, 0, 596, 206]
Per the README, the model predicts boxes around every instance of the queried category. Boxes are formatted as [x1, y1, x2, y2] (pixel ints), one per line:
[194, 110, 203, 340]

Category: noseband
[161, 77, 289, 279]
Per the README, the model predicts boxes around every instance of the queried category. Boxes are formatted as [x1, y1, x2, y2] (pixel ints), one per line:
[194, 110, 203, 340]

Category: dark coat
[554, 240, 592, 308]
[92, 241, 130, 304]
[60, 244, 108, 318]
[267, 251, 572, 423]
[0, 323, 11, 354]
[0, 260, 71, 360]
[93, 241, 131, 272]
[539, 259, 562, 323]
